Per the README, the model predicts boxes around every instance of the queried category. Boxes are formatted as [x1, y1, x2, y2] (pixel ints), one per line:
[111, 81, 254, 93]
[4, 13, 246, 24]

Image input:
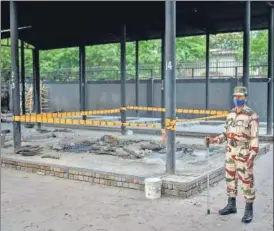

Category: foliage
[210, 33, 243, 50]
[0, 30, 268, 82]
[241, 30, 268, 64]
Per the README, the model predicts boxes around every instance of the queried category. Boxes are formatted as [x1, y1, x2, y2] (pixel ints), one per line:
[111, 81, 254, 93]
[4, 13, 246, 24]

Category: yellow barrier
[177, 114, 227, 123]
[17, 108, 121, 119]
[17, 106, 228, 119]
[126, 106, 228, 115]
[165, 118, 176, 131]
[13, 115, 162, 128]
[13, 115, 121, 127]
[13, 113, 226, 130]
[122, 122, 161, 129]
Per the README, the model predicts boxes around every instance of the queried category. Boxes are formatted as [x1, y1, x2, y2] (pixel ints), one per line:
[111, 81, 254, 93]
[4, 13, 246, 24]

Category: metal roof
[1, 1, 271, 50]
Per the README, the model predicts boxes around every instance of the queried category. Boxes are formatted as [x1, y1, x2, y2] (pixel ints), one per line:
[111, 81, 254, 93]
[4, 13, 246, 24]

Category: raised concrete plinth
[1, 124, 271, 198]
[1, 122, 272, 198]
[1, 142, 270, 198]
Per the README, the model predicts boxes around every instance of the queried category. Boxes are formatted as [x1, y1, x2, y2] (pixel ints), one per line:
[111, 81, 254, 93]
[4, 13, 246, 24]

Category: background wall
[38, 77, 268, 121]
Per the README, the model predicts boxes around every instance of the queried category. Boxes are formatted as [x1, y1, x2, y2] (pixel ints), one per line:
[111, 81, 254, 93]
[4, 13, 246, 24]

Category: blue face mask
[233, 99, 246, 107]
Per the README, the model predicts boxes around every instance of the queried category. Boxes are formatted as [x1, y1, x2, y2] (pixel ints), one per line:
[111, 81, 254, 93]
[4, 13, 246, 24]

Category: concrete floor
[1, 125, 226, 178]
[1, 123, 270, 179]
[1, 144, 273, 231]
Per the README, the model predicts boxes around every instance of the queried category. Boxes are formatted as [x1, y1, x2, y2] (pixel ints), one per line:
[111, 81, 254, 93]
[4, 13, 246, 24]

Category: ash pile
[50, 135, 159, 159]
[49, 135, 204, 160]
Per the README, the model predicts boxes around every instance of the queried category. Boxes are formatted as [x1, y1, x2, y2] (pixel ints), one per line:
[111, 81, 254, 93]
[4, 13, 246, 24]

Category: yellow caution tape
[13, 115, 162, 128]
[17, 106, 227, 119]
[13, 107, 227, 129]
[165, 118, 176, 131]
[177, 114, 227, 123]
[20, 108, 121, 119]
[126, 106, 228, 115]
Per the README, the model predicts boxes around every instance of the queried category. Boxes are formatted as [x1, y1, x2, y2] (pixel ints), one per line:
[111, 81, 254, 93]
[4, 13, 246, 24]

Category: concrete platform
[1, 124, 271, 198]
[1, 143, 270, 198]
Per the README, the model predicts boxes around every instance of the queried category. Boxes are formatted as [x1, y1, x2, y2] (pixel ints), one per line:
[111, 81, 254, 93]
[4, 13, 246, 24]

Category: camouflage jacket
[213, 106, 259, 157]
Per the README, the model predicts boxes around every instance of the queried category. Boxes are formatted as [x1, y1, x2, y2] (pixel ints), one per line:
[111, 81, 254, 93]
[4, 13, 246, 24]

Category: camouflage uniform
[213, 105, 259, 202]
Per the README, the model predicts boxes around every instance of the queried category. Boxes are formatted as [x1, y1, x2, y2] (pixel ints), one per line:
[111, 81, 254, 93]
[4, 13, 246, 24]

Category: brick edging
[1, 158, 145, 190]
[160, 143, 270, 197]
[1, 143, 270, 198]
[0, 158, 226, 198]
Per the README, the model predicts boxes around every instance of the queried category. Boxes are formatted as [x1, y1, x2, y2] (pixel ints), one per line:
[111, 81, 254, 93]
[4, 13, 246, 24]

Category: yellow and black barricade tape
[49, 108, 120, 117]
[17, 107, 228, 119]
[15, 108, 121, 119]
[165, 118, 176, 131]
[121, 122, 161, 129]
[13, 115, 123, 127]
[13, 115, 162, 128]
[177, 114, 227, 123]
[126, 106, 165, 112]
[13, 110, 227, 129]
[126, 106, 228, 115]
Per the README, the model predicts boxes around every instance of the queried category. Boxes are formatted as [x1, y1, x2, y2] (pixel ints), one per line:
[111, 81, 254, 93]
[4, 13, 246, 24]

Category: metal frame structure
[5, 1, 274, 174]
[267, 6, 274, 135]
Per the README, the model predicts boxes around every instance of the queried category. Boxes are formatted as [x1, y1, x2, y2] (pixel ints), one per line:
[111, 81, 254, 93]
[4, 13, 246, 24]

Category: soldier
[205, 86, 259, 224]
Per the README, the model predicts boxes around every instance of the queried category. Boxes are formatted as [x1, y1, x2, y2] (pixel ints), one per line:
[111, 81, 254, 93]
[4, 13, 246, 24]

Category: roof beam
[1, 25, 32, 33]
[266, 2, 274, 7]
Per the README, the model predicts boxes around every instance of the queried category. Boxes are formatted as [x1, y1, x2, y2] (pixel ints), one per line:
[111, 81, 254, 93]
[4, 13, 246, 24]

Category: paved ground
[1, 145, 273, 231]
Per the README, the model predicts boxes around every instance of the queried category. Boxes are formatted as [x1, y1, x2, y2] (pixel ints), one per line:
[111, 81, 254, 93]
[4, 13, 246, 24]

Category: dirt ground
[1, 145, 273, 231]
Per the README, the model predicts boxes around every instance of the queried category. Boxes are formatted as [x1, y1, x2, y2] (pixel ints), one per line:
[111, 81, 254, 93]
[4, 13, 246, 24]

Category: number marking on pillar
[166, 61, 173, 71]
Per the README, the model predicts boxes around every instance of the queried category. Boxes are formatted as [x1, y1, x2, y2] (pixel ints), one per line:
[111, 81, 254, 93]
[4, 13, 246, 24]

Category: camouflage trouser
[225, 144, 255, 203]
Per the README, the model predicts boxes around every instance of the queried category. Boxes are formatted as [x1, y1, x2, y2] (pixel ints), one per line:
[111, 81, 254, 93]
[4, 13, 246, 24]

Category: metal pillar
[165, 0, 176, 174]
[267, 7, 274, 135]
[147, 78, 154, 117]
[161, 32, 166, 130]
[243, 1, 250, 92]
[10, 1, 21, 151]
[79, 46, 86, 112]
[120, 25, 127, 135]
[135, 41, 139, 117]
[21, 40, 26, 114]
[205, 33, 210, 110]
[33, 48, 41, 129]
[32, 49, 36, 112]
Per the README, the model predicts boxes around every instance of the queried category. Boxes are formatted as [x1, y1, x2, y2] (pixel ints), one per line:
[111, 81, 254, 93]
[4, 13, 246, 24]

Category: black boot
[241, 202, 253, 223]
[219, 197, 237, 215]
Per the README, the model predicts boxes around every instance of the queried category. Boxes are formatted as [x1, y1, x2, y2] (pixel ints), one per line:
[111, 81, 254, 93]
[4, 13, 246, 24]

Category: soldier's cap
[233, 86, 248, 96]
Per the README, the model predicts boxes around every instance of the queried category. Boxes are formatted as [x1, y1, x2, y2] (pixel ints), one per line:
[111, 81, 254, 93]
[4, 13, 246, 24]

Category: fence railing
[1, 61, 269, 82]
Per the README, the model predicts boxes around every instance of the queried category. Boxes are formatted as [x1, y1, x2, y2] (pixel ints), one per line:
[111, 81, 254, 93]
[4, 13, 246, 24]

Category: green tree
[210, 32, 243, 50]
[0, 45, 11, 81]
[0, 30, 269, 82]
[176, 36, 206, 62]
[236, 30, 268, 64]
